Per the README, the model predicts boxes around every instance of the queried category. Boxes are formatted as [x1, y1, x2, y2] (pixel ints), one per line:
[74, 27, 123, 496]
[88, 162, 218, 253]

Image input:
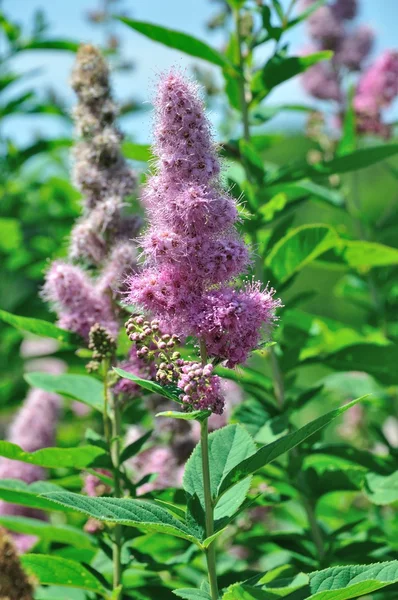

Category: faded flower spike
[70, 44, 139, 265]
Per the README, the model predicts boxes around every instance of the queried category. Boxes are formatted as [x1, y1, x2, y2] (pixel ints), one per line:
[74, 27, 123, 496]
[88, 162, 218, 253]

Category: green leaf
[25, 372, 104, 413]
[41, 492, 200, 545]
[0, 515, 95, 549]
[0, 440, 105, 469]
[0, 309, 79, 346]
[0, 218, 22, 252]
[324, 343, 398, 385]
[113, 367, 182, 403]
[117, 17, 230, 69]
[365, 471, 398, 506]
[259, 52, 332, 96]
[259, 193, 287, 221]
[224, 561, 398, 600]
[341, 241, 398, 268]
[156, 410, 211, 421]
[266, 224, 338, 282]
[174, 589, 211, 600]
[119, 430, 153, 464]
[314, 144, 398, 175]
[19, 39, 79, 52]
[217, 396, 367, 498]
[0, 479, 72, 513]
[266, 180, 344, 207]
[122, 141, 152, 162]
[293, 561, 398, 600]
[183, 425, 256, 522]
[337, 86, 356, 156]
[21, 555, 108, 597]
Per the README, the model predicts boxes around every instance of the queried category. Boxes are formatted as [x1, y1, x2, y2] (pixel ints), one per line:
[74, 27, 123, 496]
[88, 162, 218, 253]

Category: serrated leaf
[0, 515, 95, 549]
[41, 492, 200, 545]
[296, 560, 398, 600]
[0, 479, 73, 513]
[0, 441, 105, 469]
[21, 555, 108, 597]
[267, 224, 338, 282]
[365, 471, 398, 506]
[25, 372, 104, 413]
[183, 425, 256, 522]
[217, 396, 367, 498]
[0, 308, 79, 346]
[117, 17, 230, 69]
[113, 367, 182, 403]
[224, 561, 398, 600]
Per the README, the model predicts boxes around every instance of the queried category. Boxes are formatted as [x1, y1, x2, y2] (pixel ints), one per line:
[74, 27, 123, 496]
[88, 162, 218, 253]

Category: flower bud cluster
[125, 315, 225, 413]
[86, 323, 116, 372]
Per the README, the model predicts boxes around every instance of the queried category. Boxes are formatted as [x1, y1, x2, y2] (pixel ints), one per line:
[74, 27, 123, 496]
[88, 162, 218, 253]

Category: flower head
[126, 72, 280, 412]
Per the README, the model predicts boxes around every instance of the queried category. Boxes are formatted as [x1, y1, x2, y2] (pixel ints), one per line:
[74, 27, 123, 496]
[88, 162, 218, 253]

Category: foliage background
[1, 0, 398, 598]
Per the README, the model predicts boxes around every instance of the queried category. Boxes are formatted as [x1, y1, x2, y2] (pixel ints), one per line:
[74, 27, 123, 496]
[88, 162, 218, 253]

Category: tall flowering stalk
[125, 71, 281, 599]
[42, 44, 144, 591]
[70, 44, 140, 264]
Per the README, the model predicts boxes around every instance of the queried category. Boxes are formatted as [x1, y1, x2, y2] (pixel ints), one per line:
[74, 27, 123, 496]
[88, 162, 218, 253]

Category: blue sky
[4, 0, 398, 145]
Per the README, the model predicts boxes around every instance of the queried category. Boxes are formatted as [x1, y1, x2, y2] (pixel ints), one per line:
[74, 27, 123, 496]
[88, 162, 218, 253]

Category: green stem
[302, 494, 325, 564]
[234, 7, 250, 143]
[269, 347, 284, 409]
[110, 392, 122, 590]
[201, 418, 219, 600]
[199, 340, 218, 600]
[103, 359, 123, 591]
[103, 359, 111, 447]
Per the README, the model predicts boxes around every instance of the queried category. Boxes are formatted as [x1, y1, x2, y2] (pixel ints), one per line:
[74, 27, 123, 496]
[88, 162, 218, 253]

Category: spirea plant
[0, 2, 398, 600]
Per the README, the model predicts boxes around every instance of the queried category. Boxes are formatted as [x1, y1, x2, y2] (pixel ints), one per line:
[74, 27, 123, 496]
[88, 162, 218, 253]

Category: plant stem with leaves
[103, 358, 123, 591]
[200, 340, 219, 600]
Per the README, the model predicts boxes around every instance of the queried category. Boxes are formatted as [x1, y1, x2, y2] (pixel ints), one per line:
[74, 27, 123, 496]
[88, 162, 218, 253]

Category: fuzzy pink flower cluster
[43, 45, 140, 347]
[301, 0, 373, 103]
[0, 389, 61, 553]
[354, 51, 398, 136]
[42, 261, 118, 340]
[301, 0, 398, 137]
[127, 73, 280, 368]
